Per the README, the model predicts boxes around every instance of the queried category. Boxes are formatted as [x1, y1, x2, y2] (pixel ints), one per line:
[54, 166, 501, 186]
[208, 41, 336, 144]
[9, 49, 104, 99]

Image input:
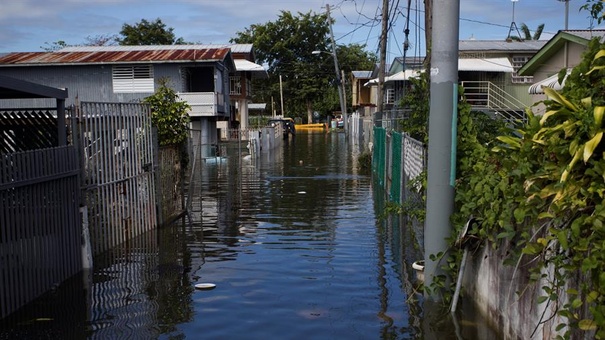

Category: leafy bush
[143, 78, 190, 147]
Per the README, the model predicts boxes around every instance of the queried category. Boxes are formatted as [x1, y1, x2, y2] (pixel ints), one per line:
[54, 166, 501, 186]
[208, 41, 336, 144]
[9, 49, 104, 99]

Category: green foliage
[357, 150, 373, 173]
[143, 78, 190, 147]
[231, 11, 376, 121]
[398, 71, 430, 142]
[118, 18, 185, 45]
[521, 23, 545, 41]
[581, 0, 605, 27]
[454, 38, 605, 338]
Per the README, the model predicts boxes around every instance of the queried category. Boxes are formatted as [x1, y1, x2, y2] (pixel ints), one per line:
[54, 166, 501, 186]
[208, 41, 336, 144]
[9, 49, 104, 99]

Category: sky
[0, 0, 599, 63]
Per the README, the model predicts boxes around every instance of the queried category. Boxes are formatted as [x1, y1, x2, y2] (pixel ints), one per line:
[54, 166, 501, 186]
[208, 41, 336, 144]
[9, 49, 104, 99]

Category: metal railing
[460, 81, 527, 124]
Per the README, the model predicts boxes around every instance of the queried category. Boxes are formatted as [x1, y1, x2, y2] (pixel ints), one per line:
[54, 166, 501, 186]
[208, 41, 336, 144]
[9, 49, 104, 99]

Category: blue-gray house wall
[0, 62, 230, 113]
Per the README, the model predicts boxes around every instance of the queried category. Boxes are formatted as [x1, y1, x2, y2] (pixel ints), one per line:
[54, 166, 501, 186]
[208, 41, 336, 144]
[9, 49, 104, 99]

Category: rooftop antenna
[506, 0, 522, 41]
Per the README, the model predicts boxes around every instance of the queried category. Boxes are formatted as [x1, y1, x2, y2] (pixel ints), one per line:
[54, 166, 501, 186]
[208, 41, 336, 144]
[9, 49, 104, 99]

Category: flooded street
[175, 131, 425, 338]
[0, 131, 496, 339]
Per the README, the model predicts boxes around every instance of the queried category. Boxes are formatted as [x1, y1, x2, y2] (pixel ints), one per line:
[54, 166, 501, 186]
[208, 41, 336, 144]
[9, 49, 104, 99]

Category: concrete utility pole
[424, 0, 459, 301]
[326, 4, 348, 134]
[375, 0, 389, 126]
[279, 74, 284, 116]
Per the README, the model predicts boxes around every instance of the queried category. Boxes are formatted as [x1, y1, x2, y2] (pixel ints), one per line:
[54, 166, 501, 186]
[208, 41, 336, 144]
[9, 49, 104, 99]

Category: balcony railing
[177, 92, 225, 117]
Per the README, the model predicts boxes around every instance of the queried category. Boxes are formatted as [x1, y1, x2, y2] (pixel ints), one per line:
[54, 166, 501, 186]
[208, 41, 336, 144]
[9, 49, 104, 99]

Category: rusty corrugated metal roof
[0, 47, 231, 66]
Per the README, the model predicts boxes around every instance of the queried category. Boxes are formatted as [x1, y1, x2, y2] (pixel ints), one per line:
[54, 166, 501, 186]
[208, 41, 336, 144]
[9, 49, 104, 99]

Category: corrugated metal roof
[365, 70, 422, 86]
[352, 71, 373, 79]
[0, 46, 231, 66]
[459, 40, 546, 52]
[234, 59, 268, 78]
[562, 29, 605, 41]
[60, 43, 254, 54]
[234, 59, 264, 72]
[459, 57, 513, 72]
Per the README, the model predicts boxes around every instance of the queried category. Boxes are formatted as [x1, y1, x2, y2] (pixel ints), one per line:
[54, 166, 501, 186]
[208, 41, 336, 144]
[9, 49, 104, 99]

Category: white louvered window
[112, 65, 155, 93]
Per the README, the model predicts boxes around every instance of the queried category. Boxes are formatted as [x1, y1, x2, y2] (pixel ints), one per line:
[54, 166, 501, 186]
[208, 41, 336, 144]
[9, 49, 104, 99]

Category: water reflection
[0, 131, 498, 339]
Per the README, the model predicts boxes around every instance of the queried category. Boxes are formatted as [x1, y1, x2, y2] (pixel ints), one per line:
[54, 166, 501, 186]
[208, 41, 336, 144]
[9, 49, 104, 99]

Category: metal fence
[0, 145, 82, 319]
[77, 102, 157, 255]
[373, 126, 426, 205]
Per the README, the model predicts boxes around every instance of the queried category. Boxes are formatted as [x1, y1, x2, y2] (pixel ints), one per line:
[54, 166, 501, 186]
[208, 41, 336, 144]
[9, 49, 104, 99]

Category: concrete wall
[461, 241, 564, 339]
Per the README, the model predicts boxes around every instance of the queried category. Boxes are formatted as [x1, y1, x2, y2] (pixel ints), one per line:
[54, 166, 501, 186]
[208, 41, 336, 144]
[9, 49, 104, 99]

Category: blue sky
[0, 0, 598, 63]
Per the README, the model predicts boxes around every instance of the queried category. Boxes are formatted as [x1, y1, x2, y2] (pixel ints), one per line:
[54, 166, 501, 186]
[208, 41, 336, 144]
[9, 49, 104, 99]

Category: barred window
[230, 76, 242, 95]
[511, 56, 533, 84]
[385, 88, 395, 104]
[112, 65, 154, 93]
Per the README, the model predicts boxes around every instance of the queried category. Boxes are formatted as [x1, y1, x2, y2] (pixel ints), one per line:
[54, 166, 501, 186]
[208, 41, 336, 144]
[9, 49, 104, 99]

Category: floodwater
[0, 131, 498, 339]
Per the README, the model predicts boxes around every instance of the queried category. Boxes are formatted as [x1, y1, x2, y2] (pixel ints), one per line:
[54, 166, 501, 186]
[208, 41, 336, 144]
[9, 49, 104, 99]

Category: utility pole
[279, 74, 284, 116]
[424, 0, 459, 301]
[558, 0, 570, 29]
[326, 4, 348, 134]
[375, 0, 389, 126]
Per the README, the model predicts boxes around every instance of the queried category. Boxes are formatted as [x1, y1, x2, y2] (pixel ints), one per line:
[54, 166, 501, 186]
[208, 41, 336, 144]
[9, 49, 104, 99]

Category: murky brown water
[0, 131, 498, 339]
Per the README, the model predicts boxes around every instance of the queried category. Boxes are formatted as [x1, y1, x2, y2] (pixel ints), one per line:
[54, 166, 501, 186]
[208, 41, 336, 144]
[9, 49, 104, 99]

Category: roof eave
[0, 59, 230, 68]
[519, 31, 591, 76]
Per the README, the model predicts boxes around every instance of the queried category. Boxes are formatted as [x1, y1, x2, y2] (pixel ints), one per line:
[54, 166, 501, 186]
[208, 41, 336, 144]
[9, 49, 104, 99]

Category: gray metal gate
[77, 102, 157, 255]
[0, 145, 82, 319]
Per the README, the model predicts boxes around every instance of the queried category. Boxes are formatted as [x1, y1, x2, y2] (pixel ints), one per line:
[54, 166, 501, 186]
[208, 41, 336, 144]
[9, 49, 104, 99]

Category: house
[0, 44, 260, 157]
[351, 70, 375, 117]
[361, 40, 546, 123]
[197, 44, 268, 135]
[518, 30, 605, 114]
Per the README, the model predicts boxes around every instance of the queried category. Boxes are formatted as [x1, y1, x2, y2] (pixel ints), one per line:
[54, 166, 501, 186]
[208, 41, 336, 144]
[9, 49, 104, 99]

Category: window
[230, 76, 242, 95]
[384, 88, 395, 104]
[511, 56, 533, 84]
[112, 65, 154, 93]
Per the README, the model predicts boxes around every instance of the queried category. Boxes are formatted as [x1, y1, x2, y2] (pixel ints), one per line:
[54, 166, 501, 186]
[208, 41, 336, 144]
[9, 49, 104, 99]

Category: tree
[508, 23, 544, 42]
[117, 18, 185, 45]
[143, 78, 190, 147]
[520, 23, 544, 40]
[41, 40, 70, 52]
[581, 0, 605, 27]
[231, 11, 376, 122]
[41, 34, 117, 51]
[83, 34, 118, 46]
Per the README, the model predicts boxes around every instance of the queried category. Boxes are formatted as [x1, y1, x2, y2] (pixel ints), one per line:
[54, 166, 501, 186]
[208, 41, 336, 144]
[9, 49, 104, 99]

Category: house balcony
[178, 92, 228, 118]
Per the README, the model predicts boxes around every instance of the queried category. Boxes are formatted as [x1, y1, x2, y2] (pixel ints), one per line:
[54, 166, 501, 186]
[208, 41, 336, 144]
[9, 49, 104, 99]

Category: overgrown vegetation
[449, 38, 605, 338]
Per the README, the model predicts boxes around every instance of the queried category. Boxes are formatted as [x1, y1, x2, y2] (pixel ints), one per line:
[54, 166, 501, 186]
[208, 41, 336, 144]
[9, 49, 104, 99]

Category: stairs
[460, 81, 527, 125]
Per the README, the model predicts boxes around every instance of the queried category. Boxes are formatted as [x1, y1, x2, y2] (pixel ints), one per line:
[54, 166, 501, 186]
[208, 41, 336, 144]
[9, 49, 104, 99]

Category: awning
[234, 59, 268, 78]
[364, 69, 422, 86]
[528, 70, 570, 94]
[458, 58, 513, 72]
